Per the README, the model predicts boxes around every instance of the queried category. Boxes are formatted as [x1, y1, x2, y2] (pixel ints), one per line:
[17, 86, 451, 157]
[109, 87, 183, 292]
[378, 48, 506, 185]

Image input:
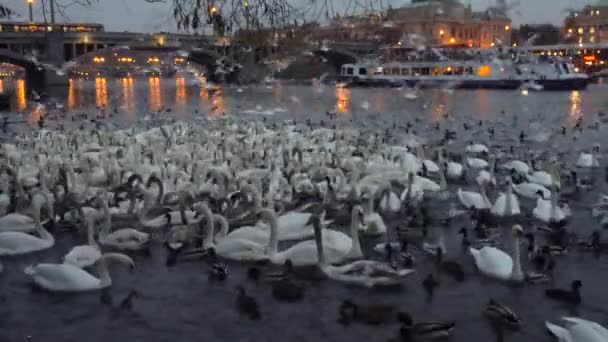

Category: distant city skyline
[0, 0, 602, 32]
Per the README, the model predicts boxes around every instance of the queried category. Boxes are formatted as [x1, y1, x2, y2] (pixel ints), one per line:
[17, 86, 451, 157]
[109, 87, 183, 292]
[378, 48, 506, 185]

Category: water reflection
[120, 77, 135, 114]
[95, 77, 108, 107]
[149, 77, 162, 112]
[175, 77, 186, 108]
[569, 90, 582, 125]
[335, 86, 350, 114]
[0, 79, 4, 93]
[16, 79, 26, 112]
[67, 79, 75, 110]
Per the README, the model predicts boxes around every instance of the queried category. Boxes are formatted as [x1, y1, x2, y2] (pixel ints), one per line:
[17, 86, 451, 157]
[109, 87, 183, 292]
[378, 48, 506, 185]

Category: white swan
[0, 193, 54, 256]
[313, 218, 414, 288]
[577, 151, 599, 168]
[493, 178, 520, 217]
[25, 253, 134, 292]
[361, 187, 387, 236]
[546, 317, 608, 342]
[512, 181, 551, 199]
[265, 207, 363, 266]
[470, 225, 524, 282]
[467, 157, 488, 169]
[533, 190, 569, 224]
[467, 143, 489, 154]
[204, 211, 269, 262]
[95, 196, 150, 251]
[457, 183, 491, 210]
[500, 160, 530, 174]
[63, 215, 101, 268]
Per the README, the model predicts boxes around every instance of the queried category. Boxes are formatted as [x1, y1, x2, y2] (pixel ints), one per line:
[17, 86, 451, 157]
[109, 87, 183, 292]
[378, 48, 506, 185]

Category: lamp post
[27, 0, 34, 22]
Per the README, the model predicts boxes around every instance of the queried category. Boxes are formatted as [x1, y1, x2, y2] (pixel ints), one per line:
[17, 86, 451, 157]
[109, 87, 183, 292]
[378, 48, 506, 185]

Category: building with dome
[564, 1, 608, 45]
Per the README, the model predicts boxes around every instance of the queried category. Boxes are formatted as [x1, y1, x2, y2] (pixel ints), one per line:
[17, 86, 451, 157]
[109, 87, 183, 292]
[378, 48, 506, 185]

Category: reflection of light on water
[120, 77, 135, 114]
[0, 79, 3, 93]
[149, 77, 162, 112]
[28, 103, 44, 125]
[95, 77, 108, 107]
[210, 87, 226, 119]
[16, 79, 26, 112]
[175, 77, 186, 108]
[520, 89, 529, 96]
[335, 86, 350, 114]
[569, 90, 582, 125]
[67, 79, 75, 110]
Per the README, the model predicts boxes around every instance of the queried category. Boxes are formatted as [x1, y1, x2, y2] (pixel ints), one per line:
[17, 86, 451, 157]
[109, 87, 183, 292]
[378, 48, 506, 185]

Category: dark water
[2, 79, 608, 342]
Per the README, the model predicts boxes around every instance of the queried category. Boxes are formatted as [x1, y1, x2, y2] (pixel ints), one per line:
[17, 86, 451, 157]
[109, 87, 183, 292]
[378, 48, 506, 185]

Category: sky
[0, 0, 602, 32]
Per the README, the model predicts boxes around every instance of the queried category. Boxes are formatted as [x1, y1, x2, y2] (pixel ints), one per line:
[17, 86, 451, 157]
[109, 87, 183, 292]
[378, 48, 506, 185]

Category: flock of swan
[0, 112, 607, 341]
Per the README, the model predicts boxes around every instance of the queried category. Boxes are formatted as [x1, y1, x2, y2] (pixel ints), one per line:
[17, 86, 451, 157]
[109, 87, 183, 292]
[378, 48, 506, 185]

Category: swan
[399, 173, 424, 206]
[527, 164, 559, 188]
[361, 187, 387, 236]
[500, 160, 530, 174]
[63, 215, 101, 268]
[470, 225, 524, 282]
[512, 181, 550, 199]
[467, 157, 488, 169]
[313, 217, 414, 288]
[467, 143, 488, 154]
[533, 188, 569, 224]
[94, 196, 150, 251]
[0, 192, 54, 256]
[265, 207, 364, 266]
[475, 155, 496, 186]
[546, 317, 608, 342]
[203, 212, 269, 262]
[577, 150, 599, 168]
[24, 253, 134, 292]
[457, 183, 491, 210]
[493, 178, 521, 217]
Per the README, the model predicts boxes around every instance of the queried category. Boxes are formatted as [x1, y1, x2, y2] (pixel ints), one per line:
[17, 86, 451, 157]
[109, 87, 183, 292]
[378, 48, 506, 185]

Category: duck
[398, 313, 456, 340]
[0, 192, 55, 256]
[469, 225, 524, 283]
[492, 177, 520, 217]
[483, 299, 522, 329]
[545, 280, 582, 305]
[24, 253, 134, 292]
[235, 285, 261, 320]
[546, 317, 608, 342]
[338, 300, 401, 325]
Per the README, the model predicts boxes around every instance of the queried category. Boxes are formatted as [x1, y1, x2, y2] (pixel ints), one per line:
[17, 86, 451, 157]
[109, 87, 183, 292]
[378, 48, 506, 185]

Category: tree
[144, 0, 393, 33]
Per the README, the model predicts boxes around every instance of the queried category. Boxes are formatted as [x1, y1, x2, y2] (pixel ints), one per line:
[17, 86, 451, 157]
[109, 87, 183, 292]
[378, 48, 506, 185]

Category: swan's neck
[96, 258, 111, 288]
[349, 211, 362, 257]
[365, 194, 374, 215]
[314, 226, 326, 265]
[34, 200, 53, 243]
[266, 212, 279, 256]
[505, 184, 513, 215]
[511, 236, 523, 281]
[99, 199, 111, 237]
[86, 217, 97, 247]
[201, 207, 216, 247]
[439, 168, 447, 190]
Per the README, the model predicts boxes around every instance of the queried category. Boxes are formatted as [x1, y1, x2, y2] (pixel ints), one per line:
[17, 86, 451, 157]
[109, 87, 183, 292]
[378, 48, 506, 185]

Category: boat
[338, 46, 588, 91]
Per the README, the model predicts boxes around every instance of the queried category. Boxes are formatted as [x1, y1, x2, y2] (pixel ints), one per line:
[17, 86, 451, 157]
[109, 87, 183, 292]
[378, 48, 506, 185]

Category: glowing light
[147, 57, 160, 63]
[574, 67, 580, 72]
[584, 55, 596, 61]
[157, 36, 166, 46]
[490, 42, 495, 47]
[512, 43, 517, 47]
[397, 41, 402, 46]
[149, 77, 162, 112]
[244, 1, 248, 7]
[335, 86, 351, 114]
[93, 57, 105, 63]
[449, 37, 456, 44]
[477, 65, 491, 76]
[578, 27, 584, 34]
[16, 79, 26, 112]
[28, 0, 33, 3]
[568, 28, 573, 33]
[520, 89, 529, 96]
[95, 77, 108, 107]
[83, 34, 89, 44]
[210, 7, 218, 14]
[439, 29, 445, 36]
[504, 25, 510, 31]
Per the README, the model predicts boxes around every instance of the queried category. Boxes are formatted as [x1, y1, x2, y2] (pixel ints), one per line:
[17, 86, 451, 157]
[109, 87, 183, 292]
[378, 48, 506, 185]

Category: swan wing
[0, 232, 50, 255]
[0, 213, 34, 226]
[562, 317, 608, 341]
[470, 247, 512, 280]
[226, 226, 269, 245]
[546, 321, 573, 342]
[25, 263, 101, 291]
[215, 238, 267, 261]
[64, 245, 102, 268]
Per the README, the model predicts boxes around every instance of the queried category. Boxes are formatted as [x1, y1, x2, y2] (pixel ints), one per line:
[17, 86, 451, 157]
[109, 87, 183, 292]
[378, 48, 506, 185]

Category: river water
[1, 77, 608, 342]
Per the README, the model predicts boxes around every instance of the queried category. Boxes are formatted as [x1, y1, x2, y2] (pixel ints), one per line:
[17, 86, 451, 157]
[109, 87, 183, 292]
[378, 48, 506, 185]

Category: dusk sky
[0, 0, 601, 32]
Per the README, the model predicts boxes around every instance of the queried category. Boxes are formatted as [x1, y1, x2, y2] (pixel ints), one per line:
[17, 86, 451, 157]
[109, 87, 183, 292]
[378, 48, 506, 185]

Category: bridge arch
[0, 49, 46, 95]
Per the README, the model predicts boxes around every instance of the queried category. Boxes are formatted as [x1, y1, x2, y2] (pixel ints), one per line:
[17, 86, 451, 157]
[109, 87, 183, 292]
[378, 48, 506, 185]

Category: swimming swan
[470, 225, 524, 282]
[0, 193, 54, 256]
[546, 317, 608, 342]
[25, 253, 134, 292]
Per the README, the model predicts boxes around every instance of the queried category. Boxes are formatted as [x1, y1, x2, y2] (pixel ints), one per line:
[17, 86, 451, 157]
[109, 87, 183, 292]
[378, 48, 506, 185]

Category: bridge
[0, 24, 241, 94]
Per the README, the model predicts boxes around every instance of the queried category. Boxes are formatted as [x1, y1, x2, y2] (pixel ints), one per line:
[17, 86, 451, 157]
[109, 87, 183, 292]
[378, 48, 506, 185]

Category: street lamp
[27, 0, 34, 22]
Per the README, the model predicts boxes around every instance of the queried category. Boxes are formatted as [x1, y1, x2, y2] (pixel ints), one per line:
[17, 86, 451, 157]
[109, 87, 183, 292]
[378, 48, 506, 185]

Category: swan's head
[535, 189, 546, 199]
[512, 224, 524, 238]
[352, 205, 366, 226]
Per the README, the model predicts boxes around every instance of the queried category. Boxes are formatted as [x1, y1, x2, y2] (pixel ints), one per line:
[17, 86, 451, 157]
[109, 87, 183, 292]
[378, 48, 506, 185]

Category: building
[386, 0, 511, 48]
[511, 24, 561, 47]
[564, 1, 608, 45]
[311, 0, 511, 49]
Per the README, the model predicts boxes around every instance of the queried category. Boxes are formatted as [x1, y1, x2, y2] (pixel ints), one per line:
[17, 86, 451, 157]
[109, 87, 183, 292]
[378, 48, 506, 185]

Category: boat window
[466, 67, 475, 75]
[554, 64, 562, 75]
[346, 67, 354, 75]
[359, 67, 367, 75]
[453, 67, 463, 75]
[432, 67, 441, 76]
[443, 67, 454, 75]
[421, 68, 430, 75]
[515, 67, 522, 75]
[412, 68, 421, 76]
[401, 68, 410, 76]
[391, 67, 400, 75]
[562, 63, 570, 74]
[383, 68, 390, 75]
